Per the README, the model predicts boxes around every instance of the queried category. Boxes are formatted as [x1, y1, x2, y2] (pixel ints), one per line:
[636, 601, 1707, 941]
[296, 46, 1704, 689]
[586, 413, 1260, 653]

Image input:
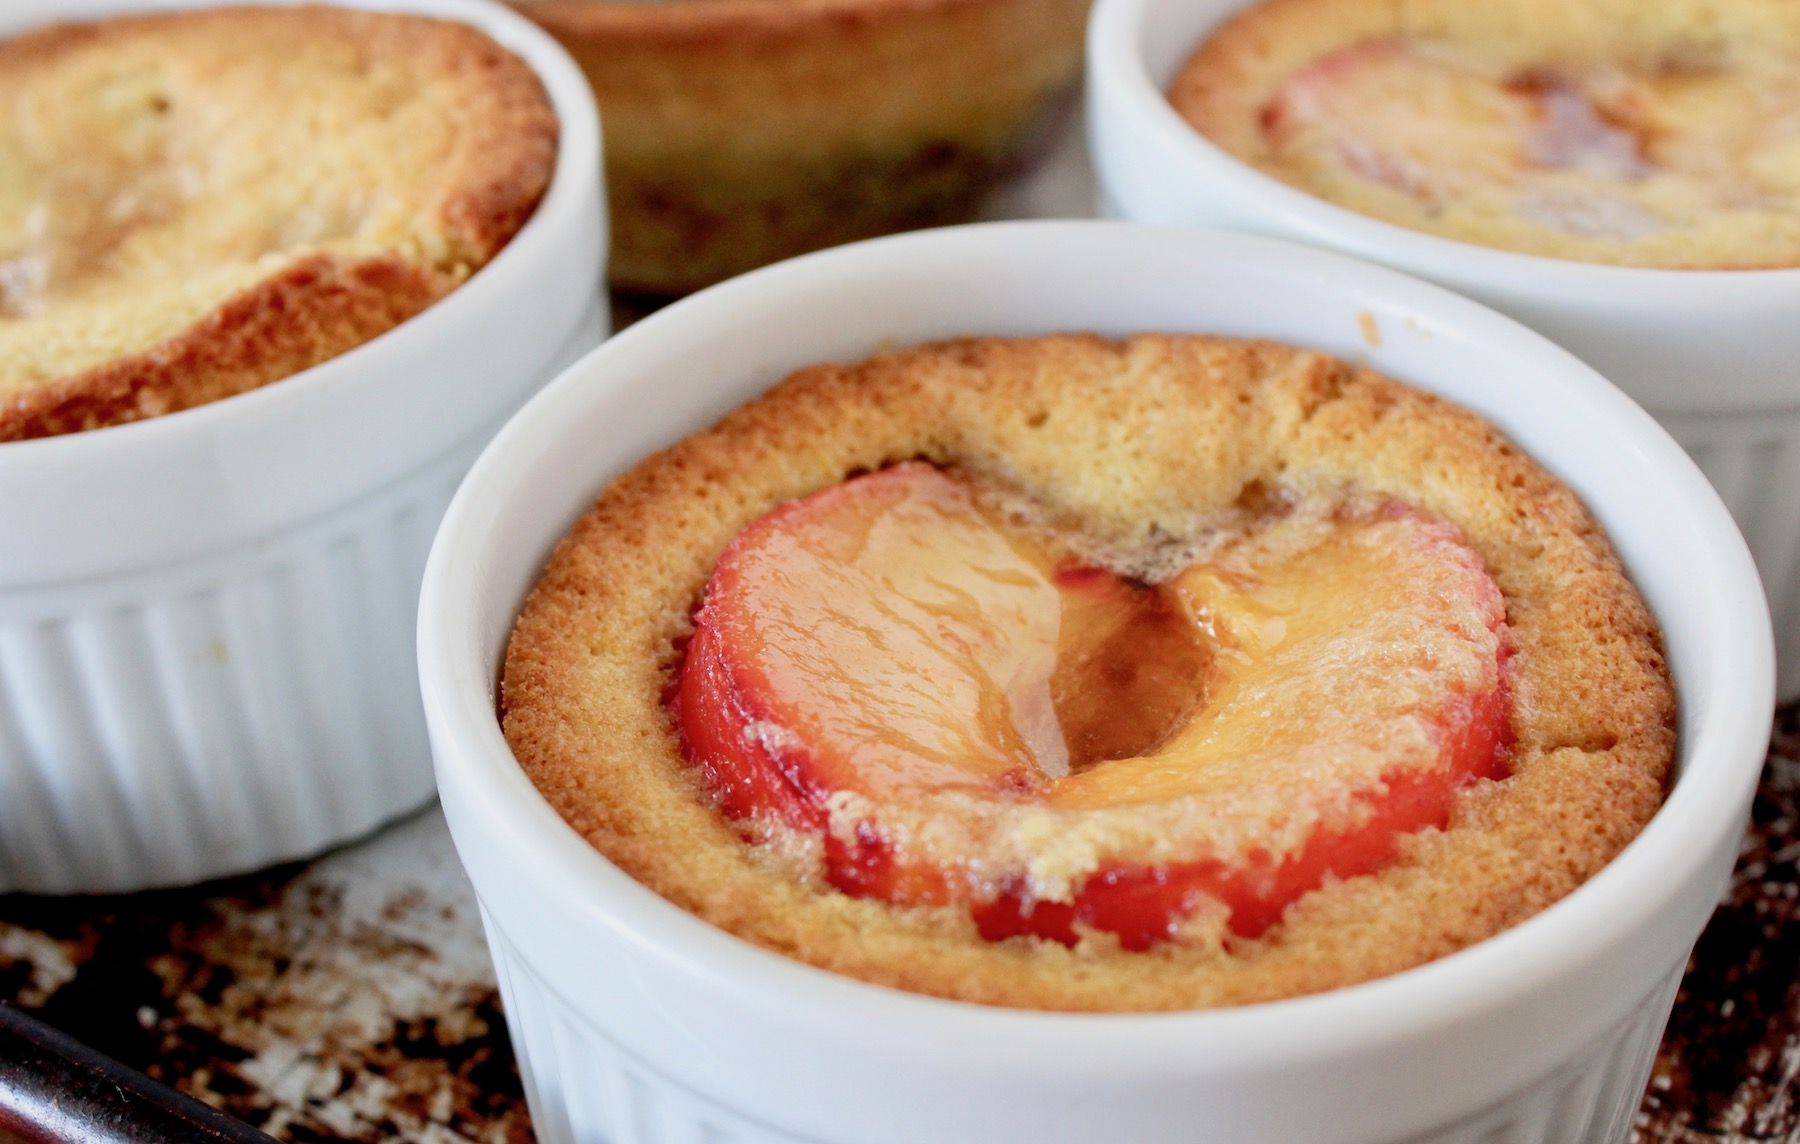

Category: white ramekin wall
[419, 223, 1771, 1144]
[1087, 0, 1800, 695]
[0, 0, 605, 893]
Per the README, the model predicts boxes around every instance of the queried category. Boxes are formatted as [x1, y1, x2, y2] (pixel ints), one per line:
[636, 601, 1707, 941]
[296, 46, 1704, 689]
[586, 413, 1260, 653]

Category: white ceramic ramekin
[0, 0, 604, 894]
[420, 222, 1772, 1144]
[1087, 0, 1800, 697]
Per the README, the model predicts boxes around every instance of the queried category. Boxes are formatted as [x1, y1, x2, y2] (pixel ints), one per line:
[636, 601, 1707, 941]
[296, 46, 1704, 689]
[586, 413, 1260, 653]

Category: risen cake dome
[0, 5, 557, 440]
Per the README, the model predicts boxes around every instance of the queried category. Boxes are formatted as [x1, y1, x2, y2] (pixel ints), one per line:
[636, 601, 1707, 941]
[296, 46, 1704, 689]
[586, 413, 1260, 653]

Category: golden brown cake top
[1170, 0, 1800, 268]
[501, 333, 1674, 1012]
[0, 5, 557, 439]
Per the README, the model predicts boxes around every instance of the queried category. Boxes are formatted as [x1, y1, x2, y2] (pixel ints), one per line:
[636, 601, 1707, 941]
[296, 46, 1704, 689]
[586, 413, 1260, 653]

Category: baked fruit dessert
[1169, 0, 1800, 268]
[0, 5, 557, 442]
[509, 0, 1088, 296]
[501, 333, 1675, 1011]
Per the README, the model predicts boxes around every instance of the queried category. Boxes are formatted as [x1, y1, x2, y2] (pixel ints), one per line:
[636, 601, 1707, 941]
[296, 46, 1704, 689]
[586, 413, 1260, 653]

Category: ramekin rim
[1086, 0, 1800, 299]
[420, 219, 1772, 1056]
[0, 0, 600, 468]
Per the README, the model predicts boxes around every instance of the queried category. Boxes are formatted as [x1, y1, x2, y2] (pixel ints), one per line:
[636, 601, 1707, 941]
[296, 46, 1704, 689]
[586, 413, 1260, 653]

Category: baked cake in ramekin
[0, 0, 602, 895]
[421, 222, 1770, 1144]
[1168, 0, 1800, 268]
[0, 4, 556, 440]
[500, 329, 1673, 1010]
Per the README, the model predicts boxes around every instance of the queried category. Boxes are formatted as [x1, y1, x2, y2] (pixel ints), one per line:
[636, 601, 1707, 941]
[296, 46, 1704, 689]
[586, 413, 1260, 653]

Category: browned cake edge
[1, 254, 440, 439]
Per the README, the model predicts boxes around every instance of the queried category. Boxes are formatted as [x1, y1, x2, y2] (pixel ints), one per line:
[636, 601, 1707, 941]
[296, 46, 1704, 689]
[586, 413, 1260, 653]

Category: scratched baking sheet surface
[0, 809, 525, 1143]
[0, 702, 1794, 1143]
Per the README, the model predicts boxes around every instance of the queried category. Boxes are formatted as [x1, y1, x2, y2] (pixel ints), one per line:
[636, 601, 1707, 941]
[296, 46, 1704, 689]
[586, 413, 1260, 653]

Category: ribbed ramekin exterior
[1659, 406, 1800, 698]
[1415, 966, 1682, 1144]
[481, 909, 1682, 1144]
[0, 445, 458, 894]
[483, 918, 816, 1144]
[0, 301, 603, 894]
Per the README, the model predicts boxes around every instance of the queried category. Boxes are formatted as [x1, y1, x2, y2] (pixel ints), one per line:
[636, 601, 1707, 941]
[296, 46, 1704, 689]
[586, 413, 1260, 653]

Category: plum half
[672, 463, 1512, 949]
